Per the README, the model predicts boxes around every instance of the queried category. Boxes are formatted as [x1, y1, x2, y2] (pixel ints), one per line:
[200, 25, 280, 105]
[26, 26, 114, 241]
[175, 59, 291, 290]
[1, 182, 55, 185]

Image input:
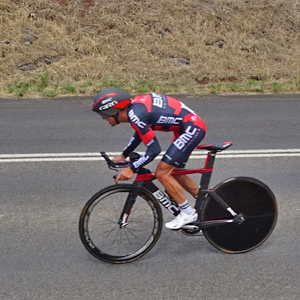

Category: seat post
[195, 151, 216, 212]
[204, 151, 217, 170]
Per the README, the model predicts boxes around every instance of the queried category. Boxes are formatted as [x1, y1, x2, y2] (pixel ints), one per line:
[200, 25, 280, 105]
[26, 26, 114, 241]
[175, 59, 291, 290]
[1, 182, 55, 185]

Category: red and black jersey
[122, 93, 206, 172]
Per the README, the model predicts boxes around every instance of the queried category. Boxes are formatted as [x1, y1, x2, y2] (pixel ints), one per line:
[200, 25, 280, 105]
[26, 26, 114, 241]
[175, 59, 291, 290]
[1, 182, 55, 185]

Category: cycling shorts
[161, 124, 206, 168]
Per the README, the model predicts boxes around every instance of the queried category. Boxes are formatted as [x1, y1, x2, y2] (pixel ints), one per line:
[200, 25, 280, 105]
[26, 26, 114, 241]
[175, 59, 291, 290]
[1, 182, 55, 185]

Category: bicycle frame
[116, 143, 245, 230]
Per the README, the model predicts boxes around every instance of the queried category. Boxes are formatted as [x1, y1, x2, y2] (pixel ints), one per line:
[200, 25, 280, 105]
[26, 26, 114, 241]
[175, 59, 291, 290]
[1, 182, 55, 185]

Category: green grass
[132, 78, 158, 94]
[79, 81, 93, 94]
[42, 85, 59, 98]
[229, 80, 264, 93]
[36, 73, 50, 93]
[8, 82, 31, 97]
[272, 82, 283, 93]
[3, 76, 300, 98]
[210, 83, 223, 94]
[61, 83, 76, 94]
[102, 77, 130, 91]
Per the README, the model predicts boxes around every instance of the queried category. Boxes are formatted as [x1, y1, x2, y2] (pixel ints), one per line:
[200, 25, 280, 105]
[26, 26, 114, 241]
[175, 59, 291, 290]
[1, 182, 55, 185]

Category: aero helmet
[92, 88, 132, 118]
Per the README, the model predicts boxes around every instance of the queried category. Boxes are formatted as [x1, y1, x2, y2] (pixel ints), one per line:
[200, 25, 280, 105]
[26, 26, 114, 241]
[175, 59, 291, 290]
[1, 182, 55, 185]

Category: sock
[178, 200, 194, 215]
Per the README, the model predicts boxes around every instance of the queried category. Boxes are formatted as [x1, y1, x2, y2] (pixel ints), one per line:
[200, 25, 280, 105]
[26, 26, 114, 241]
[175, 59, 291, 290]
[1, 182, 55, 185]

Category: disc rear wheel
[201, 177, 278, 253]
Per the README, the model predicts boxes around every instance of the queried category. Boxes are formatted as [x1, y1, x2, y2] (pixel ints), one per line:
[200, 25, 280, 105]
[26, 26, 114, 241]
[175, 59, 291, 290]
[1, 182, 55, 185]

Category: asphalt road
[1, 93, 300, 154]
[1, 94, 300, 300]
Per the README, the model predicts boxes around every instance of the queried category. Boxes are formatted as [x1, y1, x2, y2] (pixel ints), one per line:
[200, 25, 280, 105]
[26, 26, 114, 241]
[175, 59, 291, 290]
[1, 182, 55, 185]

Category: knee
[155, 161, 174, 183]
[154, 168, 165, 183]
[155, 167, 172, 184]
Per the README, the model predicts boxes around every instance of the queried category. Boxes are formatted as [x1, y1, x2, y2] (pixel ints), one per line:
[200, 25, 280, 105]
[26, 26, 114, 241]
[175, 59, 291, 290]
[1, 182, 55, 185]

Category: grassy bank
[1, 0, 300, 98]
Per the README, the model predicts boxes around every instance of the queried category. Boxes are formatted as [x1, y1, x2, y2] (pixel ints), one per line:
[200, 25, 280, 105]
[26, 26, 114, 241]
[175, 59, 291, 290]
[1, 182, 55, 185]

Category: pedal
[181, 224, 203, 236]
[181, 225, 199, 231]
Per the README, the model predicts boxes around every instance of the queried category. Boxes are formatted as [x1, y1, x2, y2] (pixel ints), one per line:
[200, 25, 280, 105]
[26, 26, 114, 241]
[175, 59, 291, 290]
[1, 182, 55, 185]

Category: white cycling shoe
[165, 210, 198, 230]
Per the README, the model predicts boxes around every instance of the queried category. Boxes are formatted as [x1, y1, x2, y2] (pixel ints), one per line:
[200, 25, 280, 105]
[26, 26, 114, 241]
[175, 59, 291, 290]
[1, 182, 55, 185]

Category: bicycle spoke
[111, 228, 121, 247]
[122, 229, 133, 245]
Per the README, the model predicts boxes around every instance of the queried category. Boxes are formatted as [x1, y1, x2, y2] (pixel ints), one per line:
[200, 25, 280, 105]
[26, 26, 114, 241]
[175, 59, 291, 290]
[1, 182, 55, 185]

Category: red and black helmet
[92, 88, 132, 117]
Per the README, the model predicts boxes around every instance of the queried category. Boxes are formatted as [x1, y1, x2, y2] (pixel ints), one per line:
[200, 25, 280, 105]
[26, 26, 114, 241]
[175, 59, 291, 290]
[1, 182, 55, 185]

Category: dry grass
[1, 0, 300, 97]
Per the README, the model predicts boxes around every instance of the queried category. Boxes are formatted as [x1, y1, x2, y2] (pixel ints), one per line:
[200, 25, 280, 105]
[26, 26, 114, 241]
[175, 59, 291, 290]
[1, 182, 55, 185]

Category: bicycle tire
[79, 184, 163, 263]
[201, 177, 278, 253]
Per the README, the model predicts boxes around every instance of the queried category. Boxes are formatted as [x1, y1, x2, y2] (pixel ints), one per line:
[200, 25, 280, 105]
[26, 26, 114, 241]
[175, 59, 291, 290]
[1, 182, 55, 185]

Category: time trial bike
[79, 142, 278, 264]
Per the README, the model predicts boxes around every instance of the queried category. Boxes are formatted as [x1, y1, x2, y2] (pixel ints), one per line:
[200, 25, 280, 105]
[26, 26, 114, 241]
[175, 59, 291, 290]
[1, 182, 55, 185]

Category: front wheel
[79, 184, 163, 263]
[201, 177, 278, 253]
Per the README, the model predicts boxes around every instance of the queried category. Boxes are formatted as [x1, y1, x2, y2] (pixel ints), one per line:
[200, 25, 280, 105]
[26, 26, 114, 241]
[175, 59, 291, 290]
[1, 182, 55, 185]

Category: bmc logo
[152, 190, 180, 215]
[174, 126, 197, 150]
[133, 153, 149, 169]
[157, 116, 182, 125]
[151, 93, 163, 108]
[128, 110, 146, 128]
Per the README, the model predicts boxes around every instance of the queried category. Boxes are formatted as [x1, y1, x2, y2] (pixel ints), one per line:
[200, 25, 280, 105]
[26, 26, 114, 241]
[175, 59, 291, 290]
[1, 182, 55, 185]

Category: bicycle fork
[118, 181, 142, 228]
[118, 180, 181, 228]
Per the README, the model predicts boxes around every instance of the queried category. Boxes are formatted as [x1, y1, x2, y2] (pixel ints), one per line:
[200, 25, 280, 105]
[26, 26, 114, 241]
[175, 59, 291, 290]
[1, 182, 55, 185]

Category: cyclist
[93, 88, 206, 229]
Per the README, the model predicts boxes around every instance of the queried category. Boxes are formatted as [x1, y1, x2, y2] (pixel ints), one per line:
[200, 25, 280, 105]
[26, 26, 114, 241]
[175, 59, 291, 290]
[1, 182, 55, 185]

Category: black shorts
[161, 124, 206, 168]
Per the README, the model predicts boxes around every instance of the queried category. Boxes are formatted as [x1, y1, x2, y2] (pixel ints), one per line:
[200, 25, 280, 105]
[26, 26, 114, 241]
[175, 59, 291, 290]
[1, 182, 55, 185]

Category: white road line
[1, 149, 300, 162]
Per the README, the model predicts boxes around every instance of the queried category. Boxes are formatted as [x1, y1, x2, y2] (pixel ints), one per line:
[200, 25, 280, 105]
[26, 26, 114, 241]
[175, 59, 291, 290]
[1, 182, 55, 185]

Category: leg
[155, 161, 186, 204]
[173, 171, 199, 199]
[158, 123, 206, 229]
[155, 161, 198, 230]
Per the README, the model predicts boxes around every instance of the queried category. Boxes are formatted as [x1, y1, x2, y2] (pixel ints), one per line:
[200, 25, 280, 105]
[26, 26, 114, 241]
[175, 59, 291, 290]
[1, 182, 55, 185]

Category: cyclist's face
[103, 116, 117, 126]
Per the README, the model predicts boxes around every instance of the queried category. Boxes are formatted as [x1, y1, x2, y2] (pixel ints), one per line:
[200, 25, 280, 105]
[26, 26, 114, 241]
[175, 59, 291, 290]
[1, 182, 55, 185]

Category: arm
[122, 131, 141, 158]
[129, 136, 161, 172]
[127, 104, 161, 172]
[115, 135, 161, 183]
[115, 104, 161, 181]
[112, 132, 141, 163]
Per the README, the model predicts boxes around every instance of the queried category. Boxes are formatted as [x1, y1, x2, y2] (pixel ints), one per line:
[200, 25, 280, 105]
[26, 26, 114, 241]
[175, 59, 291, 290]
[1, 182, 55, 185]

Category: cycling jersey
[122, 93, 206, 172]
